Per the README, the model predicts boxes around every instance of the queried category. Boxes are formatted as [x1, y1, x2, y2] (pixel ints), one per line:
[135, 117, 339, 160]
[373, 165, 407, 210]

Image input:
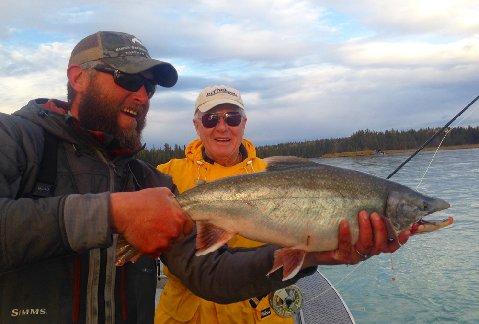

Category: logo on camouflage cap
[131, 37, 143, 45]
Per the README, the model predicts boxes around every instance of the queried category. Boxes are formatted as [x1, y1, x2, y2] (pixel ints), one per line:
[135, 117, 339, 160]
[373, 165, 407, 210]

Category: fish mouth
[411, 197, 452, 234]
[411, 216, 454, 234]
[385, 192, 451, 239]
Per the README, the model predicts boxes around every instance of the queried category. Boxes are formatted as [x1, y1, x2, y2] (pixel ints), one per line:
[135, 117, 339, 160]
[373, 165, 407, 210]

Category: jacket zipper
[95, 149, 119, 324]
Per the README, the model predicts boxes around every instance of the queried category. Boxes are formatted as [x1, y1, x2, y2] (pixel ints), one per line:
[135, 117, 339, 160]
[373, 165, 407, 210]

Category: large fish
[177, 156, 452, 280]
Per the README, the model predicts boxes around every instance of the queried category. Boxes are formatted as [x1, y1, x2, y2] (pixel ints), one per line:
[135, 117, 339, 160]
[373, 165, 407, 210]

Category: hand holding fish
[302, 211, 411, 267]
[110, 187, 193, 258]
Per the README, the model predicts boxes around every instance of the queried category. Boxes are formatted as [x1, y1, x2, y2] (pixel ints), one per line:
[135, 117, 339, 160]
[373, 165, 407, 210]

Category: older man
[155, 85, 411, 323]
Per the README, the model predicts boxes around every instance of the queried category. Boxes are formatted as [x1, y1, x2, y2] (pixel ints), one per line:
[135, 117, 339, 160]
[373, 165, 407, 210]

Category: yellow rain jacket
[154, 139, 293, 324]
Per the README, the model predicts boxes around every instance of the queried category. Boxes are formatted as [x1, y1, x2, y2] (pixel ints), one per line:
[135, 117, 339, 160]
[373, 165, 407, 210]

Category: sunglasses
[200, 111, 243, 128]
[94, 65, 157, 98]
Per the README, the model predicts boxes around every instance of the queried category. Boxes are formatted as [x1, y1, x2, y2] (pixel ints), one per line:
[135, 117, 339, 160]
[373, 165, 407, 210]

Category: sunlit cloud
[338, 37, 479, 66]
[0, 0, 478, 147]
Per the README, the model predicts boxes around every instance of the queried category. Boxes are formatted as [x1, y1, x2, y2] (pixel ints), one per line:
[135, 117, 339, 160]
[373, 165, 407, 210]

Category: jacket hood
[13, 99, 135, 157]
[13, 99, 81, 145]
[184, 138, 259, 164]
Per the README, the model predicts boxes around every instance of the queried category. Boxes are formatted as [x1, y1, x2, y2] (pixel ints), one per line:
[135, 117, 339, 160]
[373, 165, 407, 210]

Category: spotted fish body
[177, 157, 450, 280]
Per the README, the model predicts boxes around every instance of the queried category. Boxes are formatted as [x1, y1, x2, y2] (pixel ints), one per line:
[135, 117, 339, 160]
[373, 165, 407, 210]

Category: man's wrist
[109, 192, 124, 234]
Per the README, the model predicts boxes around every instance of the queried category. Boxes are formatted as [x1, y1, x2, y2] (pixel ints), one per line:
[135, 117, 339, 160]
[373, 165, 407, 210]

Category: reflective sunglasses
[94, 65, 157, 98]
[200, 111, 243, 128]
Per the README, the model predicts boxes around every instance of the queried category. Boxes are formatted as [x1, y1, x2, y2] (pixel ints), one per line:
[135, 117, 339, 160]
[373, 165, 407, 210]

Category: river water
[314, 148, 479, 323]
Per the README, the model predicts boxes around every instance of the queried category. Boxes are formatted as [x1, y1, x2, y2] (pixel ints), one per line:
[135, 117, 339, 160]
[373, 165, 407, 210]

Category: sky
[0, 0, 478, 148]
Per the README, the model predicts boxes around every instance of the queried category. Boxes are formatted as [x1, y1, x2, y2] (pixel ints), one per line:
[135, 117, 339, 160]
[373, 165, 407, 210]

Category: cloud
[0, 0, 478, 147]
[0, 42, 71, 114]
[0, 0, 332, 65]
[144, 58, 479, 147]
[338, 36, 479, 67]
[0, 1, 98, 40]
[0, 42, 71, 75]
[323, 0, 479, 36]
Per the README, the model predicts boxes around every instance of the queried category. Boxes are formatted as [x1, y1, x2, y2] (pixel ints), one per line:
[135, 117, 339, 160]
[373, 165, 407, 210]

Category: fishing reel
[269, 285, 303, 317]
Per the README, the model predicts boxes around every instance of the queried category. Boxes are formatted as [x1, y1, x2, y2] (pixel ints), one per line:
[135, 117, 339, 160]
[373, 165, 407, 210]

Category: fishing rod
[387, 94, 479, 179]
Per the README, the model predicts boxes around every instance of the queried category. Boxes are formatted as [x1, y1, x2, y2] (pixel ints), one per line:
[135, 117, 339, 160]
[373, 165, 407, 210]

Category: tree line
[138, 126, 479, 166]
[138, 143, 186, 166]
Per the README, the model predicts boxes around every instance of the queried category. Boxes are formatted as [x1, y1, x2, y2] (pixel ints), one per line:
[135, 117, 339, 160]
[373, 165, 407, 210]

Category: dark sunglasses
[94, 65, 157, 98]
[201, 111, 243, 128]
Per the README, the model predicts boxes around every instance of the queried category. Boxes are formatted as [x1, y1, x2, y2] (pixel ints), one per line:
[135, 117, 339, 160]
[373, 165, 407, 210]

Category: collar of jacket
[201, 144, 247, 164]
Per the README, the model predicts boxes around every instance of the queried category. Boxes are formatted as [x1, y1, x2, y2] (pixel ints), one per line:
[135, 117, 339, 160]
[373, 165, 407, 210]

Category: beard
[77, 81, 147, 150]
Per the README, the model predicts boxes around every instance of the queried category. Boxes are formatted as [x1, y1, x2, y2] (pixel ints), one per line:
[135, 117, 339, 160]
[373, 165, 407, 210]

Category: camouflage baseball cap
[69, 31, 178, 87]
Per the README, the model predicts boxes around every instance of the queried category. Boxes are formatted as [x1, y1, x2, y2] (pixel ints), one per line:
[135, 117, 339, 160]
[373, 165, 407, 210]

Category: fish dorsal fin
[264, 156, 319, 172]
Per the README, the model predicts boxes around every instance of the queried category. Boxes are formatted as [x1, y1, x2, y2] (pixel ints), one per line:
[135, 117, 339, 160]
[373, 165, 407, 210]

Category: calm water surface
[314, 148, 479, 324]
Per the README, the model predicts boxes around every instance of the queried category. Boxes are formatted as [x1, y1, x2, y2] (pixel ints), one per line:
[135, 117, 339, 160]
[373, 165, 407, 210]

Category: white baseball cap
[195, 85, 245, 113]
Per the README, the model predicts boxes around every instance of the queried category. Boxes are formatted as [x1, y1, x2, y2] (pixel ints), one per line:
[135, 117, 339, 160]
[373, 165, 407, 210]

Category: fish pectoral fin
[267, 248, 306, 281]
[195, 221, 234, 256]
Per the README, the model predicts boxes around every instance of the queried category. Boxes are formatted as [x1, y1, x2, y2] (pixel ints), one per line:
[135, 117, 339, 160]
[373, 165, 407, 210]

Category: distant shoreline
[320, 143, 479, 158]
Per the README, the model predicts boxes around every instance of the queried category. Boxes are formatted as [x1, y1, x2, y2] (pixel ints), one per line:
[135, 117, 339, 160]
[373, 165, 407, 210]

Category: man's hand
[110, 187, 193, 258]
[303, 210, 411, 267]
